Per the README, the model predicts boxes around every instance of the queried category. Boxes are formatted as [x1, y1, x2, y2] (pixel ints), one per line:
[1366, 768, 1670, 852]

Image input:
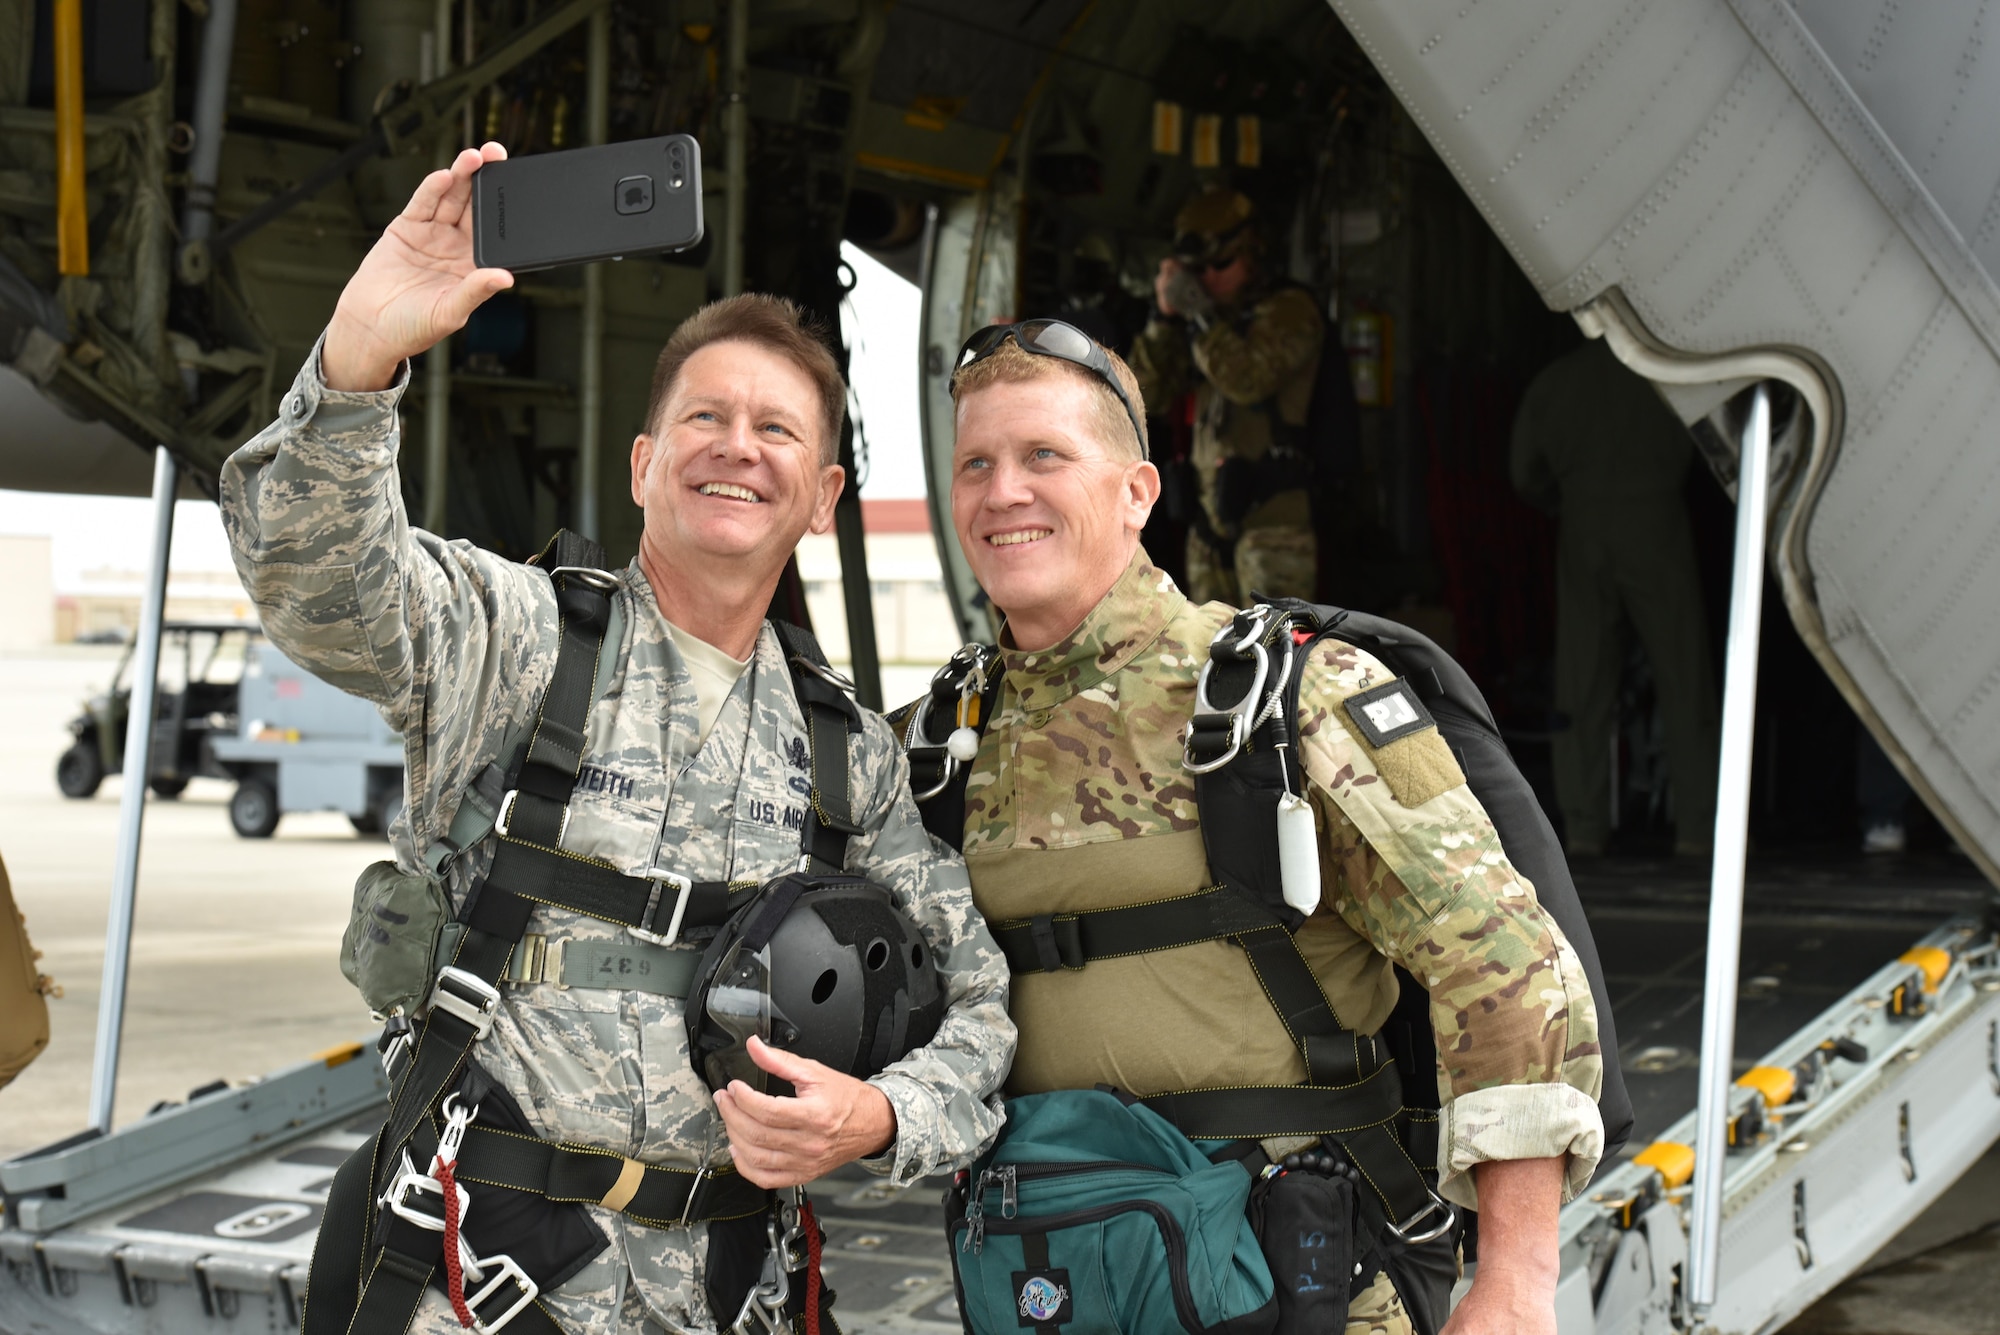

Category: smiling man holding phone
[223, 142, 1013, 1335]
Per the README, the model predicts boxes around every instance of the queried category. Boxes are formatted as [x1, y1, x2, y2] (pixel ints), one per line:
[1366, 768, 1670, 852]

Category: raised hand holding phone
[323, 142, 514, 393]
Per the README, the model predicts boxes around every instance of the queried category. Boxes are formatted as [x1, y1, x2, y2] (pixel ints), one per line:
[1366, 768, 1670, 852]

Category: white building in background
[51, 567, 259, 642]
[0, 535, 54, 649]
[797, 499, 962, 668]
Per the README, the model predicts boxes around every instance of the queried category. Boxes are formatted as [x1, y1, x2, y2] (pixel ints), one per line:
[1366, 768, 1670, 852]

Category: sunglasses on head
[955, 319, 1148, 458]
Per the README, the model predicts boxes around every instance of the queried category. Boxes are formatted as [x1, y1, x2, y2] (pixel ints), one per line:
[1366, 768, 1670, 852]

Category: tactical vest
[309, 532, 861, 1335]
[893, 598, 1633, 1240]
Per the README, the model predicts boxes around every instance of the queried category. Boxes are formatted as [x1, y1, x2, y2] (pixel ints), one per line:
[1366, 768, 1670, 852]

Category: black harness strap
[773, 619, 862, 875]
[474, 840, 757, 937]
[987, 886, 1278, 974]
[314, 536, 866, 1335]
[452, 1126, 768, 1226]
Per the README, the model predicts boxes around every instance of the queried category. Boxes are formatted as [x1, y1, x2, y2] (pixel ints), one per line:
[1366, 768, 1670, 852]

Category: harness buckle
[631, 870, 694, 946]
[548, 565, 619, 592]
[381, 1149, 487, 1283]
[790, 655, 856, 696]
[463, 1252, 539, 1333]
[428, 967, 502, 1040]
[376, 1014, 414, 1083]
[1384, 1192, 1457, 1245]
[383, 1152, 463, 1231]
[494, 789, 572, 846]
[679, 1161, 712, 1228]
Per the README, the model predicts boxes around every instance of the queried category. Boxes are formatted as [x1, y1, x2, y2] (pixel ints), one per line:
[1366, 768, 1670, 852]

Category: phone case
[472, 134, 703, 273]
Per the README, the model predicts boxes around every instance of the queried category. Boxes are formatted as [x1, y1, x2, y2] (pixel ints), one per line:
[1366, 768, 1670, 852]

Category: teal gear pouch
[340, 861, 453, 1017]
[947, 1090, 1278, 1335]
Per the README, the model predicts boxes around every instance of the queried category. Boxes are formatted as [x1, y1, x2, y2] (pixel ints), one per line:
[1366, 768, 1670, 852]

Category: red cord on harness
[803, 1200, 823, 1335]
[435, 1157, 476, 1328]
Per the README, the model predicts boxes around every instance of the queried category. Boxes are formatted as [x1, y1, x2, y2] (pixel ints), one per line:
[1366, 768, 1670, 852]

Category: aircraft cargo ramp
[2, 858, 1993, 1335]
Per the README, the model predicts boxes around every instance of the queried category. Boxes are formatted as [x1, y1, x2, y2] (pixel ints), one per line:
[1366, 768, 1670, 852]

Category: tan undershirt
[665, 619, 753, 746]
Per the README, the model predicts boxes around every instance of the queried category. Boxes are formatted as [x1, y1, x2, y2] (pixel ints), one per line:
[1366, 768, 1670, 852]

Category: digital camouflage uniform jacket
[221, 341, 1015, 1333]
[961, 550, 1604, 1214]
[1127, 284, 1323, 537]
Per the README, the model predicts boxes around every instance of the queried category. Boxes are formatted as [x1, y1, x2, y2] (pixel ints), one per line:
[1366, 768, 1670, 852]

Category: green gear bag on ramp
[947, 1089, 1278, 1335]
[0, 851, 58, 1090]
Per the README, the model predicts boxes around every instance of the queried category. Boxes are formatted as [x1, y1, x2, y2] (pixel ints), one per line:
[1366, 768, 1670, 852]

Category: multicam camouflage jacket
[960, 549, 1604, 1212]
[1128, 283, 1324, 534]
[219, 340, 1014, 1333]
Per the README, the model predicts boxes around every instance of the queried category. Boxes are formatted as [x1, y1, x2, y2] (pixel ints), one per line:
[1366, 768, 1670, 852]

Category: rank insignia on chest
[1344, 678, 1435, 747]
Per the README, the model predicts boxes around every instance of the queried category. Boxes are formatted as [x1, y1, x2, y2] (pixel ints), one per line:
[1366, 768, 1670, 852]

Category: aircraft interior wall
[911, 7, 1925, 862]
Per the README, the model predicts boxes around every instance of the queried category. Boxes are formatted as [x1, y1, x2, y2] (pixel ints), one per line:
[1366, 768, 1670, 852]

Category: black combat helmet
[687, 874, 946, 1094]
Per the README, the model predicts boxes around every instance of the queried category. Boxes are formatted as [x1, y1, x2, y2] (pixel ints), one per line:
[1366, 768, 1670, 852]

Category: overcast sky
[0, 243, 927, 591]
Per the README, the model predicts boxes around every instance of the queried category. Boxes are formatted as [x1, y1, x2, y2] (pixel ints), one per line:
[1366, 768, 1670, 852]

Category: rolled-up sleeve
[1294, 641, 1604, 1210]
[843, 713, 1015, 1185]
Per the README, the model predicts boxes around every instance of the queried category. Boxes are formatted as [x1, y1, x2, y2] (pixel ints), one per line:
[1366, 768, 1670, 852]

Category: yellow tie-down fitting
[1597, 1141, 1695, 1229]
[1889, 945, 1953, 1019]
[1725, 1065, 1800, 1147]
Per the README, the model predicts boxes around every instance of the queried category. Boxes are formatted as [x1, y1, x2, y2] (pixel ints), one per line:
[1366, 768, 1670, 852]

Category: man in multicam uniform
[221, 142, 1013, 1334]
[941, 329, 1603, 1335]
[1129, 184, 1324, 605]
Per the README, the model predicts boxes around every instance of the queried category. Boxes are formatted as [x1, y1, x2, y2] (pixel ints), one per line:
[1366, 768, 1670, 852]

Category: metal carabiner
[728, 1216, 793, 1335]
[1183, 637, 1270, 774]
[1384, 1192, 1458, 1246]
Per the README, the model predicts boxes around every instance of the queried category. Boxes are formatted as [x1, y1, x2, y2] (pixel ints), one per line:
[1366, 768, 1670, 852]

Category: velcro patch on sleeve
[1335, 678, 1466, 809]
[1345, 679, 1434, 747]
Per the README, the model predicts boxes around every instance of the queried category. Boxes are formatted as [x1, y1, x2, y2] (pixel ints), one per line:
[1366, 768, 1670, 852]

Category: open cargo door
[1333, 0, 2000, 885]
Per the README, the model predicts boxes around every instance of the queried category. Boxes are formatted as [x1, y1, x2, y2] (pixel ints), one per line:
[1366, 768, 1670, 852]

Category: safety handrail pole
[1687, 383, 1773, 1316]
[87, 446, 179, 1133]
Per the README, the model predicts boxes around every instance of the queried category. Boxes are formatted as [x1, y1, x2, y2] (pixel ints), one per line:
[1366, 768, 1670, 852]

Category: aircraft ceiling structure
[1331, 0, 2000, 883]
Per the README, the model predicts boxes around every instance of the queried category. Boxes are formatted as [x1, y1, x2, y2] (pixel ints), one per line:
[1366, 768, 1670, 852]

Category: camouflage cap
[1173, 185, 1257, 265]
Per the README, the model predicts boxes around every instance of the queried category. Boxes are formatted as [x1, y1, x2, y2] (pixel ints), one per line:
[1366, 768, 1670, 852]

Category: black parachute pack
[307, 531, 864, 1335]
[893, 597, 1634, 1212]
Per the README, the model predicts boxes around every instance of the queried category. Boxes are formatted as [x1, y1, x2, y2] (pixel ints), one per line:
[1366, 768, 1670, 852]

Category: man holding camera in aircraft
[1131, 184, 1327, 605]
[221, 142, 1014, 1335]
[912, 319, 1603, 1335]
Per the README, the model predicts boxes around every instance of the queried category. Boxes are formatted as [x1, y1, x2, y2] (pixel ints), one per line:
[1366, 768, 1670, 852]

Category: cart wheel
[229, 780, 280, 838]
[57, 743, 104, 798]
[149, 776, 189, 799]
[348, 810, 382, 835]
[374, 791, 405, 837]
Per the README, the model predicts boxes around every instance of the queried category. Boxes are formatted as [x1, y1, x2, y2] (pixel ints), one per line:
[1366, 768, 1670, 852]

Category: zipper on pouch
[950, 1162, 1207, 1333]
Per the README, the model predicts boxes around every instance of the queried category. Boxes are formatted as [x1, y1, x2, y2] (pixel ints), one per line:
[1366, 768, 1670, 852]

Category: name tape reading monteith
[1343, 678, 1436, 749]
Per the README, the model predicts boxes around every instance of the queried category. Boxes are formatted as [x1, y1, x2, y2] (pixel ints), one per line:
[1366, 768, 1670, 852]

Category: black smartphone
[472, 134, 703, 272]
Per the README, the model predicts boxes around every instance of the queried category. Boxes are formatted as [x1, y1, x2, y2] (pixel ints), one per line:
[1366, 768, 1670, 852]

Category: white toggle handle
[1276, 791, 1321, 915]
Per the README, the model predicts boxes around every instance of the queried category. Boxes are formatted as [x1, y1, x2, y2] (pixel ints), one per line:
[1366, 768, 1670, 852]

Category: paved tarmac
[0, 646, 378, 1157]
[3, 646, 1996, 1332]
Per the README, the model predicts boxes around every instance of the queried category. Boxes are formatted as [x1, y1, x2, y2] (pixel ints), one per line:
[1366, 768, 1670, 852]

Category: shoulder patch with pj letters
[1344, 678, 1435, 748]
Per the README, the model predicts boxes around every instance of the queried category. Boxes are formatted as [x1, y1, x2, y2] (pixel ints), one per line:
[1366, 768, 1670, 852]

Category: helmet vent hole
[865, 938, 891, 971]
[910, 942, 925, 969]
[811, 968, 839, 1004]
